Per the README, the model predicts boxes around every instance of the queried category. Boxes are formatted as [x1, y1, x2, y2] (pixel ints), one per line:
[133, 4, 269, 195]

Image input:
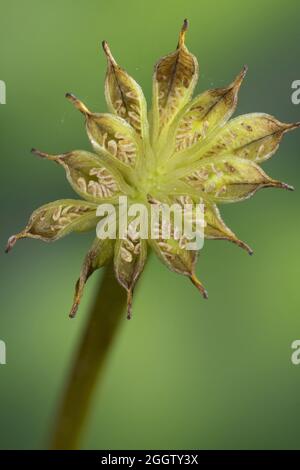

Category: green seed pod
[6, 19, 300, 319]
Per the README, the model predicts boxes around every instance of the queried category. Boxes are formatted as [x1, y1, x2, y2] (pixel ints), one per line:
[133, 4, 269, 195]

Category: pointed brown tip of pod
[69, 302, 79, 319]
[182, 18, 189, 32]
[178, 19, 189, 48]
[284, 121, 300, 132]
[65, 93, 91, 116]
[232, 65, 248, 89]
[235, 238, 253, 255]
[239, 64, 248, 80]
[190, 274, 208, 299]
[69, 279, 81, 318]
[126, 291, 133, 320]
[282, 183, 294, 191]
[102, 40, 117, 67]
[31, 148, 57, 160]
[31, 148, 46, 158]
[5, 235, 18, 253]
[272, 181, 294, 191]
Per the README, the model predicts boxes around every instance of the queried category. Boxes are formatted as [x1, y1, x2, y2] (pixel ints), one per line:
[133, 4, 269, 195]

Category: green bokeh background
[1, 0, 300, 450]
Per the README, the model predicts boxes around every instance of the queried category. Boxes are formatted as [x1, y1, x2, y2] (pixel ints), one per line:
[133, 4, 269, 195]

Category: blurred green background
[1, 0, 300, 450]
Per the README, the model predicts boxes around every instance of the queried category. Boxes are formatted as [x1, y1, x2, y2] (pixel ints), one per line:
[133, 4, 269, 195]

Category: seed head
[6, 20, 299, 318]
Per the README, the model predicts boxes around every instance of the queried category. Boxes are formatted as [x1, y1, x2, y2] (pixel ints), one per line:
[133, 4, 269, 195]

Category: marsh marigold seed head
[6, 20, 300, 318]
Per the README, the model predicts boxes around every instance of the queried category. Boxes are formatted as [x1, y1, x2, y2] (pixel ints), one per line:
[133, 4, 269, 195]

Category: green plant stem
[50, 263, 127, 450]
